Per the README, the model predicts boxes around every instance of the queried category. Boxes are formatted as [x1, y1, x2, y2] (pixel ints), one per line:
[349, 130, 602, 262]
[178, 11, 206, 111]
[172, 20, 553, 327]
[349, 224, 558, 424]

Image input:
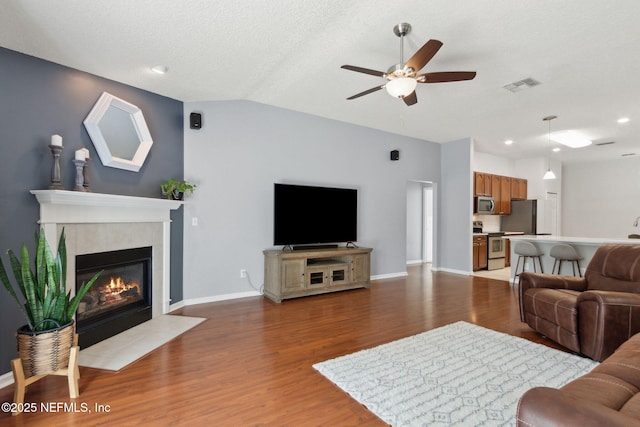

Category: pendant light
[542, 115, 557, 180]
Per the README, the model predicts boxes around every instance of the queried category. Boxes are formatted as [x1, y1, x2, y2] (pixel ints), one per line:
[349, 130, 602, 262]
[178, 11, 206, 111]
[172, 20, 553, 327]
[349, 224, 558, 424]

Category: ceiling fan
[341, 23, 476, 106]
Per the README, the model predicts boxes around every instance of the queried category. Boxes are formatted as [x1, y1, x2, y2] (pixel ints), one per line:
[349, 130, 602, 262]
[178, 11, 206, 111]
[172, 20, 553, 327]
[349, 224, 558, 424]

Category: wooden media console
[263, 247, 372, 303]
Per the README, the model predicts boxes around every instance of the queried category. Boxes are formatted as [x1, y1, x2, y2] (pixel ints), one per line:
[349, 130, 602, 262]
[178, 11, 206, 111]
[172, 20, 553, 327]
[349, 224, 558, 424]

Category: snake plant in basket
[0, 229, 101, 376]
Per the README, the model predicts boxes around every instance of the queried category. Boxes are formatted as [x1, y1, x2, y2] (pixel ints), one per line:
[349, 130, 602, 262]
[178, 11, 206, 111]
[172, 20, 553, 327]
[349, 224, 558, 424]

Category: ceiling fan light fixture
[550, 130, 592, 148]
[385, 77, 417, 98]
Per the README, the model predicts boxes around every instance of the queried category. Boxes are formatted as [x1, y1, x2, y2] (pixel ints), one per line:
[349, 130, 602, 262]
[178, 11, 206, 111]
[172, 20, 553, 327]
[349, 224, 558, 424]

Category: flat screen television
[273, 183, 357, 246]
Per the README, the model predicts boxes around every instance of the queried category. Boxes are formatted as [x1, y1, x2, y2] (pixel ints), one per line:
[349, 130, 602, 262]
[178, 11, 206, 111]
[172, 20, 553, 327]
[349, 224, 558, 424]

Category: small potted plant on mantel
[160, 178, 197, 201]
[0, 229, 101, 379]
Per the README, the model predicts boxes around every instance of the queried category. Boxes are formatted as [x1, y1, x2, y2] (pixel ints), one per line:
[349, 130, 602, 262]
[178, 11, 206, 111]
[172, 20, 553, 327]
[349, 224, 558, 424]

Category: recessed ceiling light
[550, 131, 592, 148]
[552, 147, 561, 152]
[617, 117, 630, 124]
[504, 139, 513, 145]
[151, 65, 168, 74]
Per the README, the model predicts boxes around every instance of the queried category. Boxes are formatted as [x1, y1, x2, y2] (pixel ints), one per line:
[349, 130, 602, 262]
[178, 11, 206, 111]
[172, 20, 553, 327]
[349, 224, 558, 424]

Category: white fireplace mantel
[31, 190, 183, 224]
[31, 190, 183, 316]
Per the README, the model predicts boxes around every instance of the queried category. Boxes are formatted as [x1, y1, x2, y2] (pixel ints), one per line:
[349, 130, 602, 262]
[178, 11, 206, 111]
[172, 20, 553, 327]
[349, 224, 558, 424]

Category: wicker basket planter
[16, 320, 74, 377]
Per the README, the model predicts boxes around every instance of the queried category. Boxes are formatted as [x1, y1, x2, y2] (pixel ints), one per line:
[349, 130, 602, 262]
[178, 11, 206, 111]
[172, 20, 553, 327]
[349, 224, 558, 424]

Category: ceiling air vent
[595, 141, 615, 146]
[621, 153, 636, 157]
[503, 77, 541, 93]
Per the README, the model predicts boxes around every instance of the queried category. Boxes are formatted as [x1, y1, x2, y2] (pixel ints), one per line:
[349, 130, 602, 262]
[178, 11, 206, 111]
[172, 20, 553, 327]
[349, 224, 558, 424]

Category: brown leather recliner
[519, 244, 640, 361]
[516, 332, 640, 426]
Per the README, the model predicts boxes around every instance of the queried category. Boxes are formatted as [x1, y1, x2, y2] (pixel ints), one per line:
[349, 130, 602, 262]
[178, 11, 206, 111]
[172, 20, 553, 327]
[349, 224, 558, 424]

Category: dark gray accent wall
[0, 47, 184, 374]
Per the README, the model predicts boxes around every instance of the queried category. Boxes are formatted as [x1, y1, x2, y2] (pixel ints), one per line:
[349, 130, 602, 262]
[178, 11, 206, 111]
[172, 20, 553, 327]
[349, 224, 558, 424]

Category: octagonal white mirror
[83, 92, 153, 172]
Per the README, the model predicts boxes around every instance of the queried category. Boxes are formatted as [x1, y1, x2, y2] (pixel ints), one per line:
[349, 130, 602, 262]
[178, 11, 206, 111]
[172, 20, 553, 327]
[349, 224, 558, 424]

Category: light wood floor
[0, 264, 564, 426]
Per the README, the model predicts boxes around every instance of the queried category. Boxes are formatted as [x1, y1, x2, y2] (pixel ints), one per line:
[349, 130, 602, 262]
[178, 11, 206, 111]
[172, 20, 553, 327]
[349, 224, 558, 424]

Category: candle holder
[48, 144, 64, 190]
[82, 157, 92, 192]
[72, 159, 86, 192]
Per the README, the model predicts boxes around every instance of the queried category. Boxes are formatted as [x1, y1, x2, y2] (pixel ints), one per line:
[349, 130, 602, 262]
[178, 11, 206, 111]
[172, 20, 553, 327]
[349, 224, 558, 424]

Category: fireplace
[31, 190, 184, 347]
[76, 247, 152, 349]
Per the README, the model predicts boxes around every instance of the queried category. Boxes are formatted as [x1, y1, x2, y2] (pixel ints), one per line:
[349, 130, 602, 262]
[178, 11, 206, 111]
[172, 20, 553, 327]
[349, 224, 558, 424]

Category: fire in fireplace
[76, 247, 152, 349]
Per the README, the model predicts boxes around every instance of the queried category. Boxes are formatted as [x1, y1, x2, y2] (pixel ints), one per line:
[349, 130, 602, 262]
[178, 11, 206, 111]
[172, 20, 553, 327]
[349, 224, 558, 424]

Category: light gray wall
[563, 157, 640, 238]
[182, 100, 441, 301]
[439, 138, 473, 274]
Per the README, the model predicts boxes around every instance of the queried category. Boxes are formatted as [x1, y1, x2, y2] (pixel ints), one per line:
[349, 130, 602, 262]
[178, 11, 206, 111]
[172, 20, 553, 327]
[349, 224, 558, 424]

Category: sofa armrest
[578, 291, 640, 361]
[517, 387, 635, 427]
[518, 273, 587, 321]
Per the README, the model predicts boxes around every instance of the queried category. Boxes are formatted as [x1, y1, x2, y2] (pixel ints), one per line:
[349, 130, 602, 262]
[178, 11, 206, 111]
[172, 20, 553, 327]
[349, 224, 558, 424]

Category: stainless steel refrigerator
[501, 199, 551, 234]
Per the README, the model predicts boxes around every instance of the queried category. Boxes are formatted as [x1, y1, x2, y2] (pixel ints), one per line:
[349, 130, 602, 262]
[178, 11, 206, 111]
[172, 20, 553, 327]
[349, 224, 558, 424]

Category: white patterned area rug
[313, 321, 598, 426]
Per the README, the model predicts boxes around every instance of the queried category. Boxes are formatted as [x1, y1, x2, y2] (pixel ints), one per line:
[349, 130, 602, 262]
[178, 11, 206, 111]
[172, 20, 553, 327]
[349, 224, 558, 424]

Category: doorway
[406, 181, 434, 265]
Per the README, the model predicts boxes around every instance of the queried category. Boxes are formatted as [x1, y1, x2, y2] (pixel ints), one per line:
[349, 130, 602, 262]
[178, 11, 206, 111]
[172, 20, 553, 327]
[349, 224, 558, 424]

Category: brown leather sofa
[516, 331, 640, 426]
[519, 244, 640, 361]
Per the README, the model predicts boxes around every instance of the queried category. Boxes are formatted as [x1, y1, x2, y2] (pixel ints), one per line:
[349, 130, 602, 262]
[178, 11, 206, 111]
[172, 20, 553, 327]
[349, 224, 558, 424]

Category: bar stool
[513, 241, 544, 283]
[550, 244, 582, 277]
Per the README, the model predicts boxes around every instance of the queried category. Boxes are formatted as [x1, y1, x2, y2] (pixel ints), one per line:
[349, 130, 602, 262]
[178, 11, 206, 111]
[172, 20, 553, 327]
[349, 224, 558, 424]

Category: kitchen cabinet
[473, 235, 488, 271]
[498, 176, 511, 215]
[490, 175, 500, 200]
[489, 174, 510, 215]
[510, 178, 527, 200]
[474, 172, 492, 196]
[473, 171, 527, 215]
[504, 238, 510, 266]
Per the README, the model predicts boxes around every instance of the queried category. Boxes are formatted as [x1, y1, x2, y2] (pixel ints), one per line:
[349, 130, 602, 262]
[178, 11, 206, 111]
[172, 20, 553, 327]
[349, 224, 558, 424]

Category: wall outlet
[240, 269, 247, 278]
[191, 217, 198, 226]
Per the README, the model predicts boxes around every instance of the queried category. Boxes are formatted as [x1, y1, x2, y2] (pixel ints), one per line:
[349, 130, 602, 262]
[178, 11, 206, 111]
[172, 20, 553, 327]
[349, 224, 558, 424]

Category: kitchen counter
[504, 235, 640, 282]
[506, 234, 640, 245]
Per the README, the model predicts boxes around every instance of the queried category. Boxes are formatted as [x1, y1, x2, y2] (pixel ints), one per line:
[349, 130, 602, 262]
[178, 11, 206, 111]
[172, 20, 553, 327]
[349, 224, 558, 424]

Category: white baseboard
[406, 259, 423, 265]
[182, 291, 262, 306]
[169, 300, 186, 312]
[0, 369, 14, 389]
[371, 272, 408, 280]
[431, 266, 472, 276]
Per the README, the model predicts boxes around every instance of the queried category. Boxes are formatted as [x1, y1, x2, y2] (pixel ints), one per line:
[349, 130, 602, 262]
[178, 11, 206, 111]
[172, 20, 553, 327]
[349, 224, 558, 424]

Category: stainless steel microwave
[474, 196, 495, 215]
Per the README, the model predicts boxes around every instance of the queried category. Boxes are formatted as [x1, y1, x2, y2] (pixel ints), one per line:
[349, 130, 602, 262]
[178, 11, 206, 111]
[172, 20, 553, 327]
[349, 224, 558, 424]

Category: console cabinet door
[306, 266, 329, 288]
[351, 254, 370, 283]
[281, 259, 305, 292]
[329, 265, 349, 286]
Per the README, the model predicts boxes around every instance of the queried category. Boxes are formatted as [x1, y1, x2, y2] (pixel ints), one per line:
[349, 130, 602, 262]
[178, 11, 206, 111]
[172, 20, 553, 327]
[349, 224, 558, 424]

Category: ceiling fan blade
[341, 65, 386, 77]
[403, 91, 418, 106]
[418, 71, 477, 83]
[405, 39, 443, 73]
[346, 85, 385, 100]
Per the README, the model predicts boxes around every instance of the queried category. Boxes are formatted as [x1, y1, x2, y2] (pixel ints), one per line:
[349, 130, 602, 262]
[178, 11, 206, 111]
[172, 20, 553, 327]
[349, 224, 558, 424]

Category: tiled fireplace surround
[31, 190, 183, 321]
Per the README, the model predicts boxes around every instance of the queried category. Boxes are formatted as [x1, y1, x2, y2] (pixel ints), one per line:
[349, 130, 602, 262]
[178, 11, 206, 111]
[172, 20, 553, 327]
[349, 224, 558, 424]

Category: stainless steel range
[487, 232, 506, 270]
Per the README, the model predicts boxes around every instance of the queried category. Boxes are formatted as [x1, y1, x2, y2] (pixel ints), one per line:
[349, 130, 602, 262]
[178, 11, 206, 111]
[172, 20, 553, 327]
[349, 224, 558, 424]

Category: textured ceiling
[2, 0, 640, 163]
